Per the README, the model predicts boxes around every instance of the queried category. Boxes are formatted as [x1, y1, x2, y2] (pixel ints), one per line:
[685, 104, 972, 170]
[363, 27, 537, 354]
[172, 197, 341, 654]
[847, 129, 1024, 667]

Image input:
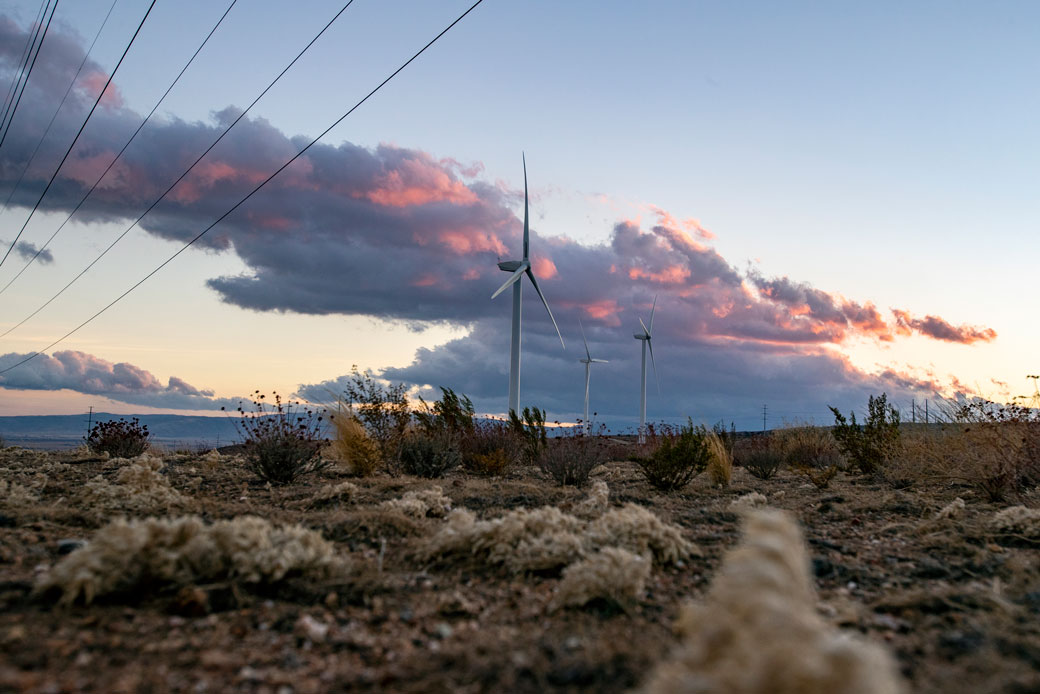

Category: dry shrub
[0, 478, 41, 509]
[635, 420, 711, 491]
[538, 431, 607, 486]
[326, 412, 382, 477]
[461, 420, 521, 477]
[735, 434, 784, 480]
[550, 547, 650, 611]
[424, 484, 697, 574]
[36, 515, 346, 605]
[776, 424, 842, 488]
[80, 454, 189, 517]
[199, 449, 223, 471]
[572, 479, 610, 519]
[705, 431, 733, 487]
[380, 486, 452, 519]
[87, 417, 151, 458]
[637, 509, 903, 694]
[398, 432, 461, 478]
[229, 393, 328, 485]
[989, 506, 1040, 540]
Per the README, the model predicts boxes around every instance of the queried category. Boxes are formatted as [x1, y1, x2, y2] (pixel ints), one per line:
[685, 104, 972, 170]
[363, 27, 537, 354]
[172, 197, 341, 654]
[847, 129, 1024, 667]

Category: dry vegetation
[1, 395, 1039, 693]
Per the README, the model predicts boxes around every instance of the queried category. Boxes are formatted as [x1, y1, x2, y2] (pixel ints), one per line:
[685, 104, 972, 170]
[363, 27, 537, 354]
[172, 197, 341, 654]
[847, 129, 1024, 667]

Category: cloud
[891, 309, 997, 344]
[14, 240, 53, 264]
[0, 17, 994, 425]
[0, 351, 239, 410]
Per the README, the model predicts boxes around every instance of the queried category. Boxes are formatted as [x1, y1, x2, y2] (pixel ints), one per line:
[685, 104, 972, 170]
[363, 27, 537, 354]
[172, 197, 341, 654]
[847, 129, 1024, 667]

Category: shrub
[461, 420, 520, 476]
[86, 417, 150, 458]
[509, 406, 548, 465]
[705, 431, 733, 487]
[341, 366, 411, 464]
[326, 411, 381, 476]
[414, 387, 474, 438]
[777, 424, 843, 489]
[829, 393, 901, 475]
[636, 419, 710, 491]
[399, 432, 461, 478]
[226, 392, 327, 485]
[735, 434, 784, 480]
[538, 429, 607, 486]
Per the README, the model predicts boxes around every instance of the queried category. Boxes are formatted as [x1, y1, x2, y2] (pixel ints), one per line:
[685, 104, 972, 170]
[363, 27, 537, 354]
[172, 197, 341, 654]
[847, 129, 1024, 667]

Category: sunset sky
[0, 0, 1036, 431]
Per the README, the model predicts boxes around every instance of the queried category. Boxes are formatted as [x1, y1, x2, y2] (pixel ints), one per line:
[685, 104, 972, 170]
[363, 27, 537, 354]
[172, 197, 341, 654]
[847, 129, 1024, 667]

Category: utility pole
[762, 404, 767, 432]
[924, 400, 929, 425]
[911, 400, 916, 424]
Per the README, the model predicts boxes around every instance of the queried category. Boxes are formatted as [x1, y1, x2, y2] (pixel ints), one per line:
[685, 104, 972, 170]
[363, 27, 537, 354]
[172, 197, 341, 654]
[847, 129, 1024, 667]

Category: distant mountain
[0, 413, 241, 450]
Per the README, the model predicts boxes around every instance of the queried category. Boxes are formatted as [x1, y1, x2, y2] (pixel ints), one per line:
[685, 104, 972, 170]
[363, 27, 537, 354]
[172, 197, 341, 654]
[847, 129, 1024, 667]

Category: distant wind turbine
[633, 295, 659, 444]
[578, 319, 608, 431]
[491, 154, 564, 415]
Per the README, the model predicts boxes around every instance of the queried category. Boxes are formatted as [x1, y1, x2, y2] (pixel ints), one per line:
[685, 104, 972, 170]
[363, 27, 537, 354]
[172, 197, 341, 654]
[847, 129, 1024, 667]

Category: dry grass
[325, 412, 381, 476]
[705, 431, 733, 487]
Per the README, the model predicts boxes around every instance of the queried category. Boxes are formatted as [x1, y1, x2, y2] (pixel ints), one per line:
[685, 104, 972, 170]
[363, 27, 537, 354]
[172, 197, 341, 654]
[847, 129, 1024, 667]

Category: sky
[0, 0, 1036, 431]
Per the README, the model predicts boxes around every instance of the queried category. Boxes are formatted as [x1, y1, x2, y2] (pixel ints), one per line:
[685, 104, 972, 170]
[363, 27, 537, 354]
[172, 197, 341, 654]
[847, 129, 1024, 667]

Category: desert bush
[829, 393, 901, 475]
[777, 424, 843, 489]
[80, 454, 188, 517]
[735, 434, 784, 480]
[86, 417, 150, 458]
[636, 509, 902, 694]
[340, 366, 411, 463]
[893, 399, 1040, 500]
[636, 419, 710, 491]
[509, 406, 548, 465]
[226, 392, 327, 485]
[414, 387, 475, 438]
[461, 419, 521, 476]
[326, 410, 381, 476]
[705, 430, 733, 487]
[399, 432, 461, 478]
[538, 429, 606, 486]
[988, 505, 1040, 540]
[380, 486, 453, 519]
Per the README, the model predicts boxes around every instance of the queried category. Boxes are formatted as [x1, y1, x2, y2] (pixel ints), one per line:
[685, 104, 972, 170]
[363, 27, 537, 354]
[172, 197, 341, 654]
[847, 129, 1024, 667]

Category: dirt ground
[1, 445, 1038, 694]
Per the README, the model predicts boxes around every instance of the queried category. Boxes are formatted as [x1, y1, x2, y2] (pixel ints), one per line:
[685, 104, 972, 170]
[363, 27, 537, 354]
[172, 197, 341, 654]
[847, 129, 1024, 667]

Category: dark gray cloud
[0, 16, 990, 425]
[0, 350, 241, 410]
[14, 240, 53, 264]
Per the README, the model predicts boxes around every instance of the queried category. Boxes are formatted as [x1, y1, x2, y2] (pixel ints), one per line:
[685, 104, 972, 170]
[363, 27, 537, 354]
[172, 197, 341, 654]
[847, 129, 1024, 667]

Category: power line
[0, 0, 119, 217]
[0, 0, 488, 377]
[0, 0, 238, 297]
[0, 0, 58, 151]
[0, 0, 48, 122]
[0, 0, 352, 333]
[0, 0, 156, 271]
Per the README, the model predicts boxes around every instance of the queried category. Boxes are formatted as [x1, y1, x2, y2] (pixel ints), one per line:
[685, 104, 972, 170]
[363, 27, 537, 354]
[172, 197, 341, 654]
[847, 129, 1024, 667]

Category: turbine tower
[633, 295, 659, 444]
[491, 154, 564, 416]
[579, 319, 607, 431]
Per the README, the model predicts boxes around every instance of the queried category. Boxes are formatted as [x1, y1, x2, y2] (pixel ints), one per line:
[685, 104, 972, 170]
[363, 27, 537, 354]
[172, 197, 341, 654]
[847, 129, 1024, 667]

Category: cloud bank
[0, 350, 240, 411]
[0, 17, 993, 425]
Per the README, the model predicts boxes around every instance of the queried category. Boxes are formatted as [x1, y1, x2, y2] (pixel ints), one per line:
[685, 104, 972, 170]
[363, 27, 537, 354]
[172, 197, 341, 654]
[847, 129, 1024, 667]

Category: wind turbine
[633, 295, 659, 444]
[491, 154, 564, 416]
[578, 319, 608, 431]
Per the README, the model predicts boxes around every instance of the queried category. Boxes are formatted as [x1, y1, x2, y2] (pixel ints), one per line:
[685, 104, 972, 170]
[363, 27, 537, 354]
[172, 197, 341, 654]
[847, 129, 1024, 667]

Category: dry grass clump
[705, 431, 733, 487]
[425, 484, 697, 575]
[380, 486, 452, 519]
[550, 547, 651, 612]
[637, 509, 903, 694]
[729, 491, 768, 511]
[80, 454, 189, 517]
[308, 481, 359, 508]
[0, 478, 42, 509]
[325, 413, 381, 477]
[572, 479, 610, 519]
[988, 506, 1040, 540]
[36, 515, 346, 605]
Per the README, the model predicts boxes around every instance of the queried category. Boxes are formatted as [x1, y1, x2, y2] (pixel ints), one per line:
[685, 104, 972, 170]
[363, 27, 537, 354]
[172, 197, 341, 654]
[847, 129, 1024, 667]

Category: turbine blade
[592, 359, 608, 363]
[648, 338, 660, 394]
[522, 153, 529, 261]
[491, 263, 526, 299]
[649, 294, 658, 333]
[579, 319, 591, 361]
[526, 268, 565, 348]
[638, 317, 650, 337]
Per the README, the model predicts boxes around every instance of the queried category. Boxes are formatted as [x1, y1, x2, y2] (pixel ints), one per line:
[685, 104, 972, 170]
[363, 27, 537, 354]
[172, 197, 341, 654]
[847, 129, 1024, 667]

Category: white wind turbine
[578, 319, 608, 431]
[491, 154, 564, 416]
[633, 295, 659, 444]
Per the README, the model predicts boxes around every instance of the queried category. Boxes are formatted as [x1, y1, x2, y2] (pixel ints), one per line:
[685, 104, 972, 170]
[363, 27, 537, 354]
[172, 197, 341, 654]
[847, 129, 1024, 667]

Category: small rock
[432, 623, 453, 640]
[295, 614, 328, 643]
